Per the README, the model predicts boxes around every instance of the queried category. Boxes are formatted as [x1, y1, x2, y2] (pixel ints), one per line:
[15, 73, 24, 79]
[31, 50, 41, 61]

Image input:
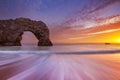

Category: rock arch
[0, 18, 53, 46]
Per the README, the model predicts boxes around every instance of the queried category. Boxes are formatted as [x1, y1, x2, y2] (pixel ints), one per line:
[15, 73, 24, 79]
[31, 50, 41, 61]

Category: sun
[116, 38, 120, 43]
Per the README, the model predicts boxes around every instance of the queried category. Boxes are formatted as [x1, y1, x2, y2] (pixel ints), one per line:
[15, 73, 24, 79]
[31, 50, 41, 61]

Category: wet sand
[0, 53, 120, 80]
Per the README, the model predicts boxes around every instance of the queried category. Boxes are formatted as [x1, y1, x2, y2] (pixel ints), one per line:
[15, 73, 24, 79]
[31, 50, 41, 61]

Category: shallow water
[0, 44, 120, 80]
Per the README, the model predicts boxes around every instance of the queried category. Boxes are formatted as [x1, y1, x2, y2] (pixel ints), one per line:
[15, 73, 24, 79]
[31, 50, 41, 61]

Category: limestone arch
[0, 18, 53, 46]
[16, 25, 52, 46]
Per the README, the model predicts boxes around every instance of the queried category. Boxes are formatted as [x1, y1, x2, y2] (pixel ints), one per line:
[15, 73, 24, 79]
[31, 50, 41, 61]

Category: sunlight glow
[88, 28, 120, 35]
[117, 38, 120, 43]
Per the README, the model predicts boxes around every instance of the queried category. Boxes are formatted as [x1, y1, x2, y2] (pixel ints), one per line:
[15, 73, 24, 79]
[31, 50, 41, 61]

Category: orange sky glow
[51, 15, 120, 44]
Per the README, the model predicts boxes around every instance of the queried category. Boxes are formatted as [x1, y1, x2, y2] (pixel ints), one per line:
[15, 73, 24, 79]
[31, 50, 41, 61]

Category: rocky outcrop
[0, 18, 52, 46]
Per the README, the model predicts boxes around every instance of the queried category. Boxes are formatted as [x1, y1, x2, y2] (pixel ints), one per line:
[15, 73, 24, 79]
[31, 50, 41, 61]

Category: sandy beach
[0, 45, 120, 80]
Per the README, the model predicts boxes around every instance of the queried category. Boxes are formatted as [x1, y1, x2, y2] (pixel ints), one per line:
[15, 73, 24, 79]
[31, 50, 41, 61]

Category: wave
[0, 49, 120, 55]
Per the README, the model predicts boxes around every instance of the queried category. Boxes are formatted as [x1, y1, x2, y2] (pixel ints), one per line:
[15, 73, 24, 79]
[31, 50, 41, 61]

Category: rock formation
[0, 18, 53, 46]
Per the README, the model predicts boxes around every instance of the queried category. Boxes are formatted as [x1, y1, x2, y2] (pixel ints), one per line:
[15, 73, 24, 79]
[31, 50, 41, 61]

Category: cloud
[88, 0, 120, 13]
[60, 0, 120, 28]
[88, 28, 120, 35]
[85, 15, 120, 28]
[68, 28, 120, 40]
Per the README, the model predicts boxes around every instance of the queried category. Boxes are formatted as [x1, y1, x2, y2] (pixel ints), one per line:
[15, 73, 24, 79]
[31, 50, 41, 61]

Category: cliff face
[0, 18, 52, 46]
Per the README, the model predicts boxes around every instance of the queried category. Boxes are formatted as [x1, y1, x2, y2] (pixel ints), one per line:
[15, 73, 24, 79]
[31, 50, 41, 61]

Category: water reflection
[0, 54, 120, 80]
[0, 44, 120, 80]
[0, 44, 120, 52]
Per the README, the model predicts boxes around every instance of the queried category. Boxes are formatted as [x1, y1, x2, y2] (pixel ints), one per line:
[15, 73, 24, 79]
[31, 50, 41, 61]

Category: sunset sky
[0, 0, 120, 44]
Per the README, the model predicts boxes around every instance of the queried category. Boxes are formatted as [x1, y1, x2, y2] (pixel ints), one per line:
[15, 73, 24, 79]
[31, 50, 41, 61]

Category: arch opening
[21, 31, 39, 46]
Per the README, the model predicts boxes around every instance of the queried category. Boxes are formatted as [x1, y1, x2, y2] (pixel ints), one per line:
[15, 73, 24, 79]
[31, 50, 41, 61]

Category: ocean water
[0, 44, 120, 80]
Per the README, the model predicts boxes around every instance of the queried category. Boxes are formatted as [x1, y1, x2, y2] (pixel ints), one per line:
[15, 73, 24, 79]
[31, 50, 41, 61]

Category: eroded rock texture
[0, 18, 52, 46]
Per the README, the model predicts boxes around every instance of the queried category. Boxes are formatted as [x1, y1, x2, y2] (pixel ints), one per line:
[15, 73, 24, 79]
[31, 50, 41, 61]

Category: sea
[0, 44, 120, 80]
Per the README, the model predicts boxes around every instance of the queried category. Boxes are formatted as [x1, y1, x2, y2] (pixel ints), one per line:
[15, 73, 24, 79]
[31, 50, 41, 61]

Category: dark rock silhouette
[0, 18, 52, 46]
